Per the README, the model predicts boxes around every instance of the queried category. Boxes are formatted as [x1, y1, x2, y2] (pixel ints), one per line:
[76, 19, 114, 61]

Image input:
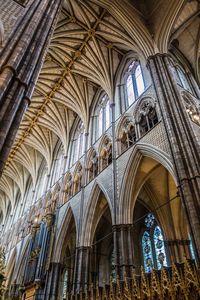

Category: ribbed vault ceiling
[0, 0, 200, 221]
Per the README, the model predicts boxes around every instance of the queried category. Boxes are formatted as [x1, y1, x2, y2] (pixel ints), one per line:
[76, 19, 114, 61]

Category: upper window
[126, 61, 145, 106]
[175, 66, 192, 93]
[142, 213, 168, 272]
[71, 121, 85, 165]
[97, 95, 111, 138]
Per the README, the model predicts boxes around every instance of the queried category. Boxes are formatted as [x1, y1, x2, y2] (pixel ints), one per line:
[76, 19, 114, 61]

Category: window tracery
[142, 213, 167, 272]
[125, 61, 145, 107]
[136, 98, 159, 136]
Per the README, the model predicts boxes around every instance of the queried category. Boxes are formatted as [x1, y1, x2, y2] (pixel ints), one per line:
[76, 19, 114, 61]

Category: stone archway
[119, 144, 192, 272]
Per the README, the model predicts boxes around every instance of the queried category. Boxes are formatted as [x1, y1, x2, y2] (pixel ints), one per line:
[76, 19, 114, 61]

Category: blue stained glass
[189, 235, 195, 260]
[142, 231, 153, 272]
[62, 270, 68, 298]
[153, 226, 167, 269]
[145, 213, 155, 228]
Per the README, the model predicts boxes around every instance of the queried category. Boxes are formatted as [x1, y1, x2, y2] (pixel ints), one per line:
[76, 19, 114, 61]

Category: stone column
[113, 224, 134, 278]
[147, 54, 200, 262]
[43, 262, 64, 300]
[0, 0, 62, 175]
[73, 246, 91, 294]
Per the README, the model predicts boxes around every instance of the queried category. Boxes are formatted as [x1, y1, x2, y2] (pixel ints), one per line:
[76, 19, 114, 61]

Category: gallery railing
[63, 260, 200, 300]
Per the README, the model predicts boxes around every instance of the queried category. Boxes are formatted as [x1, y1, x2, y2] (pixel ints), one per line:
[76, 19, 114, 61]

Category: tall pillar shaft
[44, 262, 63, 300]
[73, 246, 91, 294]
[113, 224, 134, 278]
[0, 0, 62, 175]
[147, 54, 200, 261]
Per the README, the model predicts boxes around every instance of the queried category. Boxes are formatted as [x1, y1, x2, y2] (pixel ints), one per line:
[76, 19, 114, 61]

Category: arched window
[71, 121, 85, 165]
[126, 61, 145, 106]
[62, 269, 68, 299]
[142, 231, 153, 273]
[153, 226, 167, 269]
[97, 95, 111, 138]
[142, 213, 168, 272]
[189, 235, 196, 260]
[175, 66, 192, 93]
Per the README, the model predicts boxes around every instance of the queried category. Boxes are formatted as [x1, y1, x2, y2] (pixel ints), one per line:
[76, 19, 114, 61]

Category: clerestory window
[126, 61, 145, 107]
[97, 95, 111, 138]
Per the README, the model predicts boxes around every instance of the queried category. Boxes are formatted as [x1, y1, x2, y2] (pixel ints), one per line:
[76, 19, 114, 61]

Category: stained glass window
[62, 270, 68, 299]
[189, 235, 195, 260]
[153, 226, 167, 269]
[110, 249, 116, 281]
[142, 214, 168, 272]
[145, 213, 155, 228]
[142, 231, 153, 272]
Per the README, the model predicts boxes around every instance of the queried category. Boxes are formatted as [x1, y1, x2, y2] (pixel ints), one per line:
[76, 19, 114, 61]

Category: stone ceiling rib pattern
[0, 0, 199, 222]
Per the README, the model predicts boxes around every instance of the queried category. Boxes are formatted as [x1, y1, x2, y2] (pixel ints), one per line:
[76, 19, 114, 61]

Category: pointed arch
[118, 143, 176, 224]
[80, 181, 113, 246]
[116, 114, 136, 155]
[53, 205, 77, 262]
[155, 0, 186, 53]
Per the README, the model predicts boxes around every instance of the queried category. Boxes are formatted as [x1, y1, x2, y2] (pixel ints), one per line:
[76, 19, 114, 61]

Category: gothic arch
[116, 113, 134, 136]
[155, 0, 186, 53]
[118, 143, 176, 224]
[133, 96, 158, 123]
[80, 182, 113, 247]
[116, 114, 135, 155]
[53, 205, 77, 262]
[115, 52, 145, 86]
